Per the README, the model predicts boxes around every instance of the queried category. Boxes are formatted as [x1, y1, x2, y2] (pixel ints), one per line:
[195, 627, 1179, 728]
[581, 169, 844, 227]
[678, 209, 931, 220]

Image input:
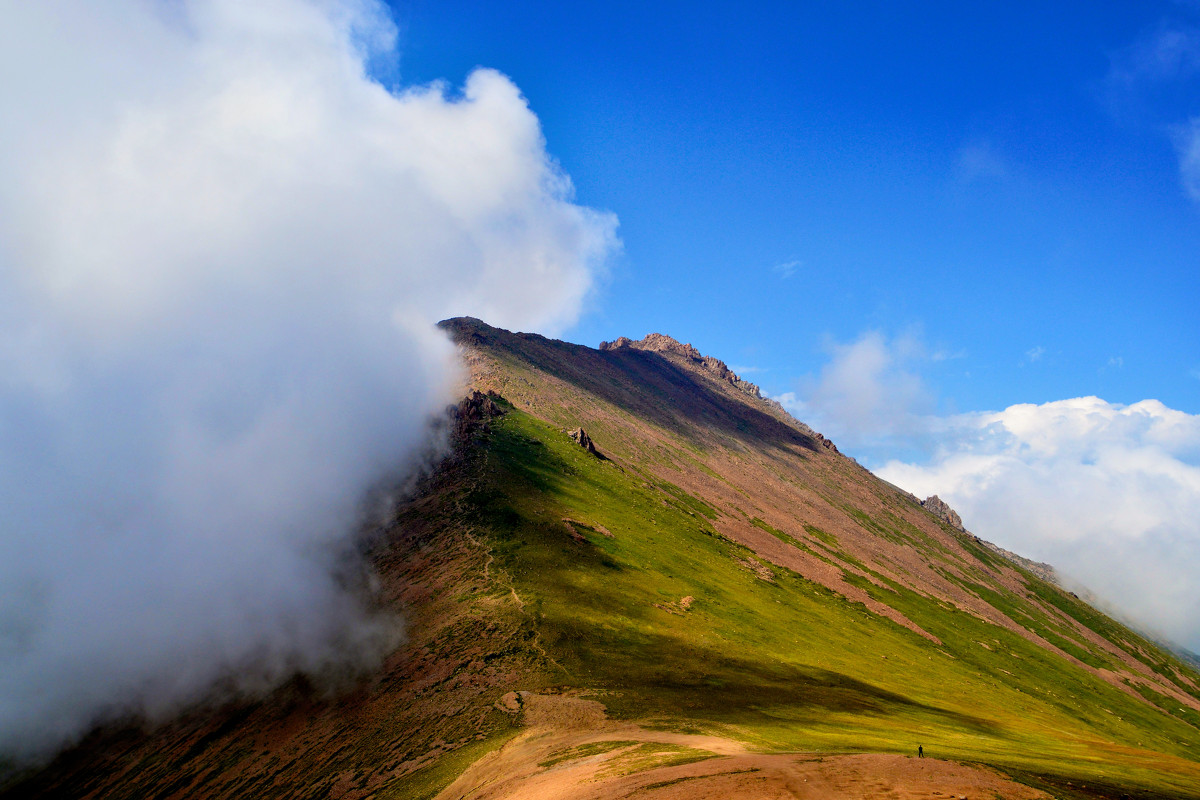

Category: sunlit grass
[464, 407, 1200, 798]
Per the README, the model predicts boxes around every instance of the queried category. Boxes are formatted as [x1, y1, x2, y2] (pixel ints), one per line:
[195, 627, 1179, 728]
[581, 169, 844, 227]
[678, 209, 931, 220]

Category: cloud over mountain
[876, 397, 1200, 651]
[0, 0, 616, 760]
[778, 332, 1200, 651]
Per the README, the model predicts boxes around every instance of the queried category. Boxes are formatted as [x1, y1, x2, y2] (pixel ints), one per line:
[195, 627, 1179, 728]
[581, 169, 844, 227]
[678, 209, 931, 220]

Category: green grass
[803, 523, 839, 547]
[538, 740, 639, 768]
[381, 729, 521, 800]
[596, 743, 716, 777]
[463, 408, 1200, 798]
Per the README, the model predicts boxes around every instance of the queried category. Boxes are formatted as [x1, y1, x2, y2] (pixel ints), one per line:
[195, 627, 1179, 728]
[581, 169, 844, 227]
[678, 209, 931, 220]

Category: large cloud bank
[878, 398, 1200, 650]
[780, 334, 1200, 652]
[0, 0, 616, 760]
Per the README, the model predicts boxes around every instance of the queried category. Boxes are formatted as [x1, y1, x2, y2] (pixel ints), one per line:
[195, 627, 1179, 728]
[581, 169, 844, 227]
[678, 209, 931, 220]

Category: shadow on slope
[547, 626, 1003, 737]
[440, 317, 821, 457]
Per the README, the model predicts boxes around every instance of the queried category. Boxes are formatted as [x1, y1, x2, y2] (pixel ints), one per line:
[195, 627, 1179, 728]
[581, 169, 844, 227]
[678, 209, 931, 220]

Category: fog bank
[0, 0, 616, 760]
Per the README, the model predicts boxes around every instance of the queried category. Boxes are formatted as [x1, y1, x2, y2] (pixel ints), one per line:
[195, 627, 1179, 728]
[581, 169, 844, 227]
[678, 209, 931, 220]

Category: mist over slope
[0, 1, 615, 761]
[6, 318, 1200, 799]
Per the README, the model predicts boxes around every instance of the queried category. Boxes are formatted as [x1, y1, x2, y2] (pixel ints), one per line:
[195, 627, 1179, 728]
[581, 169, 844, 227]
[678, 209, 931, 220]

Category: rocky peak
[600, 333, 763, 399]
[921, 495, 964, 531]
[438, 316, 493, 346]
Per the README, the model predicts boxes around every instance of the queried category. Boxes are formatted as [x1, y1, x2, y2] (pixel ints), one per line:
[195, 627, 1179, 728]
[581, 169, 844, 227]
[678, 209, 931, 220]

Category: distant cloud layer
[779, 334, 1200, 652]
[0, 0, 616, 760]
[877, 398, 1200, 651]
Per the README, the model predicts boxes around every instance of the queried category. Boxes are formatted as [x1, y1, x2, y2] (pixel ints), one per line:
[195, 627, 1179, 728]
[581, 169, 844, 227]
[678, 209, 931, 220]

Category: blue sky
[1, 3, 1198, 748]
[389, 1, 1200, 646]
[393, 0, 1199, 417]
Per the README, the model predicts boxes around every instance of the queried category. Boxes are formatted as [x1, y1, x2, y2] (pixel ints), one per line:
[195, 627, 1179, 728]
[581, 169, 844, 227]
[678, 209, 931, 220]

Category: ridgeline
[6, 317, 1199, 800]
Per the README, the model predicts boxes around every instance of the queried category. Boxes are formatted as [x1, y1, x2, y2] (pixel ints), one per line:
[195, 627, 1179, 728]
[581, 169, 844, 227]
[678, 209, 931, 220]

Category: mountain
[5, 317, 1200, 799]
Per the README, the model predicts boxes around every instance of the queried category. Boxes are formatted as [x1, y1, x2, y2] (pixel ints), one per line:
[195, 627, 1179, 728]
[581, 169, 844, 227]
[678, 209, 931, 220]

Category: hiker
[918, 745, 923, 758]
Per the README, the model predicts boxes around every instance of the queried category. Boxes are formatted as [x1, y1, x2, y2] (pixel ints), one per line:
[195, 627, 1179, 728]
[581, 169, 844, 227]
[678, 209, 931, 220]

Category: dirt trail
[435, 693, 1050, 800]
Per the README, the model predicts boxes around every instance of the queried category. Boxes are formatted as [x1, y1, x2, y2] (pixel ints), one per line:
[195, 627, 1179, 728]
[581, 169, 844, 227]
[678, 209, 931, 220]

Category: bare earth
[435, 693, 1051, 800]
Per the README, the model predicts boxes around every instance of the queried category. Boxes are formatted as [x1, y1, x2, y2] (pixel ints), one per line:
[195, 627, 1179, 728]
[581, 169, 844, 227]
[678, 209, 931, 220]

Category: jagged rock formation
[452, 389, 505, 439]
[976, 538, 1060, 587]
[600, 333, 764, 399]
[814, 432, 838, 452]
[567, 426, 599, 456]
[921, 495, 964, 531]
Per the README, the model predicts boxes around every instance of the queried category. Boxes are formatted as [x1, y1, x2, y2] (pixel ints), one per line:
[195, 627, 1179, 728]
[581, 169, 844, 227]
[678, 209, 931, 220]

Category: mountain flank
[4, 317, 1199, 799]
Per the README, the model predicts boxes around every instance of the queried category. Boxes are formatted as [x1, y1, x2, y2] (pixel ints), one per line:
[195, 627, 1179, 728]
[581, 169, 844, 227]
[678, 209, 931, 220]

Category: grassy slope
[436, 318, 1200, 798]
[6, 319, 1199, 800]
[461, 406, 1200, 797]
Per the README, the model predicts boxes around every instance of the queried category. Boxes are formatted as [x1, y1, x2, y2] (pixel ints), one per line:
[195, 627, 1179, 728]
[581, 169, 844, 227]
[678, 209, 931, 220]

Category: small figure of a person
[918, 745, 923, 758]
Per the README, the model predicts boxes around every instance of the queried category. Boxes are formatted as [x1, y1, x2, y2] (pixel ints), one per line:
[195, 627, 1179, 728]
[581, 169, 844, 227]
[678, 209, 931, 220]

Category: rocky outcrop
[568, 427, 601, 457]
[600, 333, 763, 399]
[453, 390, 505, 440]
[568, 427, 595, 452]
[977, 539, 1060, 586]
[921, 495, 964, 531]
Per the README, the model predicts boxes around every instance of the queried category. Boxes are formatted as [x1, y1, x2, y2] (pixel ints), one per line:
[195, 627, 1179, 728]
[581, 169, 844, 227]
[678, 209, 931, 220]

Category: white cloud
[0, 0, 616, 761]
[1173, 117, 1200, 201]
[877, 398, 1200, 651]
[772, 259, 801, 279]
[1024, 345, 1046, 364]
[779, 330, 1200, 651]
[929, 347, 967, 363]
[775, 331, 934, 456]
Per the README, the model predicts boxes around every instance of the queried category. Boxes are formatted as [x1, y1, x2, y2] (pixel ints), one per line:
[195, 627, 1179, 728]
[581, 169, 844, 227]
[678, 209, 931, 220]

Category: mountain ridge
[4, 316, 1199, 799]
[588, 324, 1093, 608]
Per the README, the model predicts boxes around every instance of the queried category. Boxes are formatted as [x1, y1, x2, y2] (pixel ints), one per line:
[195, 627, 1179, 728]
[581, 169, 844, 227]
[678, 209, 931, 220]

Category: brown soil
[436, 693, 1050, 800]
